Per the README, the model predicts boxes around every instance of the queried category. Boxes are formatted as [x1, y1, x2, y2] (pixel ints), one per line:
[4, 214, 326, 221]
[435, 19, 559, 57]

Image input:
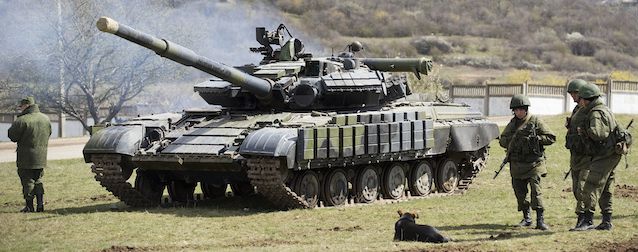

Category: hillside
[271, 0, 638, 84]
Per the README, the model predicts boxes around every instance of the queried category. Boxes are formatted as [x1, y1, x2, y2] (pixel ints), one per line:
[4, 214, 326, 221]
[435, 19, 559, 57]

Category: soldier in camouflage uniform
[572, 83, 621, 231]
[564, 79, 593, 231]
[499, 94, 556, 231]
[8, 96, 51, 213]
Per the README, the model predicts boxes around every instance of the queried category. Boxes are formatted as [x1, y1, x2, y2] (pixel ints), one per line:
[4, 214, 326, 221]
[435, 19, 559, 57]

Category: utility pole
[57, 0, 65, 138]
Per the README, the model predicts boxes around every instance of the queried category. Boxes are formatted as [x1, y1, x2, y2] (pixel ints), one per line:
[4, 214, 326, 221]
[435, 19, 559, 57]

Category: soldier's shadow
[437, 223, 555, 242]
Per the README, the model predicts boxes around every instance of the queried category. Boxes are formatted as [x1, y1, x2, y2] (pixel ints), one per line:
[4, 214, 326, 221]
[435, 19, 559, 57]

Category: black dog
[394, 210, 450, 243]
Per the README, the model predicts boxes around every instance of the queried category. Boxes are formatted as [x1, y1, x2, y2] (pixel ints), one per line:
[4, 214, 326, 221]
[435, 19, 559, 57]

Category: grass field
[1, 114, 637, 251]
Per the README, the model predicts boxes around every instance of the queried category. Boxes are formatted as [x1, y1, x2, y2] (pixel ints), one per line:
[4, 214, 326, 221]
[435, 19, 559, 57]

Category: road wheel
[231, 182, 256, 197]
[134, 170, 164, 205]
[323, 169, 348, 206]
[167, 180, 196, 203]
[294, 170, 320, 208]
[436, 159, 459, 193]
[382, 163, 405, 199]
[409, 160, 433, 196]
[201, 182, 226, 199]
[355, 165, 379, 203]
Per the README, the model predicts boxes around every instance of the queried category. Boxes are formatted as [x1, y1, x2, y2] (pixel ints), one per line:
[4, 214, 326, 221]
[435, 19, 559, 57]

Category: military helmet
[578, 83, 603, 99]
[567, 79, 587, 93]
[509, 94, 531, 109]
[19, 96, 35, 106]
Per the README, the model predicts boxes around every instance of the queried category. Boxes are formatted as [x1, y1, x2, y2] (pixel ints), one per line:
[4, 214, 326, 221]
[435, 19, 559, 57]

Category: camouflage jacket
[566, 105, 591, 170]
[499, 114, 556, 178]
[8, 105, 52, 169]
[578, 98, 618, 160]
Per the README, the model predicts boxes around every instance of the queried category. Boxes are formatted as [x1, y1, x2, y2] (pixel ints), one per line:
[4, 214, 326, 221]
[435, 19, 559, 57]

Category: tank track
[458, 148, 489, 191]
[246, 148, 490, 210]
[246, 158, 310, 209]
[90, 154, 157, 208]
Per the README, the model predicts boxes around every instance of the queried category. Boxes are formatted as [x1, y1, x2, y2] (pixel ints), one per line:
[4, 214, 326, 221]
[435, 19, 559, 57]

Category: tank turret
[97, 17, 434, 111]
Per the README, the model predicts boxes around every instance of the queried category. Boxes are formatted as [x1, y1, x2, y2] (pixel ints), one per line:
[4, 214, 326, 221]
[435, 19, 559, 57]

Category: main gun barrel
[96, 16, 272, 99]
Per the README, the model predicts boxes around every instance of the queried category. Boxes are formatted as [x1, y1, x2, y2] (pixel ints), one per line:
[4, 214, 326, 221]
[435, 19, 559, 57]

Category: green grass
[1, 114, 637, 251]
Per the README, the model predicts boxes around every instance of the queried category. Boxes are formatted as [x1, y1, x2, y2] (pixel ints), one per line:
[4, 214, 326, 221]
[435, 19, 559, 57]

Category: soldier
[572, 83, 621, 231]
[564, 79, 593, 231]
[8, 96, 52, 213]
[499, 94, 556, 231]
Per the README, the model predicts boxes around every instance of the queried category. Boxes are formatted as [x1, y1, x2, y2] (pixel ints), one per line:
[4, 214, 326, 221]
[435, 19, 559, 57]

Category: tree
[43, 0, 185, 131]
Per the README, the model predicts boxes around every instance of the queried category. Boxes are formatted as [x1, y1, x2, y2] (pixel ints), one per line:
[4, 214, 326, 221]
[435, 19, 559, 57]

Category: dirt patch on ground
[100, 245, 150, 252]
[562, 187, 573, 193]
[317, 225, 363, 232]
[226, 238, 301, 248]
[615, 184, 638, 202]
[47, 194, 117, 204]
[590, 235, 638, 252]
[399, 244, 482, 252]
[488, 232, 513, 240]
[3, 201, 23, 207]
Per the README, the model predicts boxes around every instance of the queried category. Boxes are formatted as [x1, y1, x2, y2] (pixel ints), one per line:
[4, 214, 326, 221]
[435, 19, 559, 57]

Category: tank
[83, 17, 500, 209]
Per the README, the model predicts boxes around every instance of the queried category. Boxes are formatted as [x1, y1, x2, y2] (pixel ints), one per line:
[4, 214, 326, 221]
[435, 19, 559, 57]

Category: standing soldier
[8, 96, 52, 213]
[499, 94, 556, 231]
[564, 79, 592, 231]
[573, 83, 621, 231]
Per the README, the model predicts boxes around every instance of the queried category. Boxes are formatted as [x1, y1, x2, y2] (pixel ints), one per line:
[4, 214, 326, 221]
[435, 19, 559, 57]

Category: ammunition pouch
[566, 133, 586, 153]
[509, 135, 544, 163]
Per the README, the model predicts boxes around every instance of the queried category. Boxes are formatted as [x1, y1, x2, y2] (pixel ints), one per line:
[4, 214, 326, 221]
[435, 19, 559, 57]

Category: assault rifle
[493, 151, 510, 179]
[494, 123, 536, 179]
[624, 118, 634, 169]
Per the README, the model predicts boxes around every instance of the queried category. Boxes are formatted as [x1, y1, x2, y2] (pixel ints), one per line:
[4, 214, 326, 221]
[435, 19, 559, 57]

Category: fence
[0, 113, 91, 142]
[450, 79, 638, 116]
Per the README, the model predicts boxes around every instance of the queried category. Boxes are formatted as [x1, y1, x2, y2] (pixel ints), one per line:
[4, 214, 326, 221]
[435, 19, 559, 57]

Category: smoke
[0, 0, 325, 112]
[0, 1, 56, 78]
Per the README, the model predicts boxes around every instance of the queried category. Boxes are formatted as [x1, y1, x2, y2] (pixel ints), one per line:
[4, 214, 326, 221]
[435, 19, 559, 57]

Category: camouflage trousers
[571, 168, 589, 214]
[511, 175, 543, 211]
[582, 154, 621, 214]
[17, 169, 44, 200]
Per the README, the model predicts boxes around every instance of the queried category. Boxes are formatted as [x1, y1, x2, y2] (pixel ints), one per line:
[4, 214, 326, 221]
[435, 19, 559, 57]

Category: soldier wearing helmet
[572, 83, 621, 231]
[499, 94, 556, 231]
[564, 79, 592, 231]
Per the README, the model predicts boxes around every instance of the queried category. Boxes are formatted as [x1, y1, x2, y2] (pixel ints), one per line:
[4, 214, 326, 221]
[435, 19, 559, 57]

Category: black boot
[569, 212, 585, 231]
[518, 208, 532, 227]
[595, 213, 613, 230]
[572, 211, 595, 231]
[36, 194, 44, 212]
[535, 209, 549, 231]
[20, 199, 34, 213]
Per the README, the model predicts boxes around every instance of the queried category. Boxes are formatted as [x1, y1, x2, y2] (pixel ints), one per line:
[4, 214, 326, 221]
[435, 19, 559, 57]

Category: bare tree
[36, 0, 187, 131]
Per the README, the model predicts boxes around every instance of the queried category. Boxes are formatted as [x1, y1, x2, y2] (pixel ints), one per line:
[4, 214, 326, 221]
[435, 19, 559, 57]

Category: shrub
[594, 49, 638, 70]
[412, 36, 453, 55]
[610, 71, 638, 81]
[549, 54, 603, 72]
[504, 70, 532, 83]
[512, 60, 543, 70]
[565, 32, 602, 56]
